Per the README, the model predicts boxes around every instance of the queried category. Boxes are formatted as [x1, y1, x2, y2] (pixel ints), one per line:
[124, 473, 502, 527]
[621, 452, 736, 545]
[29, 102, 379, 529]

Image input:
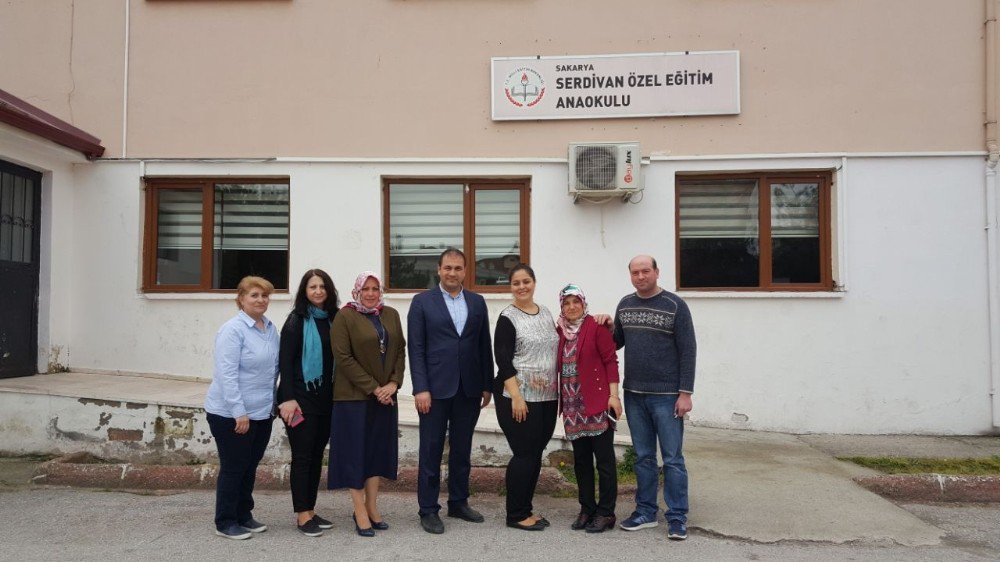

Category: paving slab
[686, 427, 944, 545]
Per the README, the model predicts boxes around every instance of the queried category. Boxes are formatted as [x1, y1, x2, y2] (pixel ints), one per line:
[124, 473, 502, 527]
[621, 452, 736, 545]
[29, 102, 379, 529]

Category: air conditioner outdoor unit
[568, 142, 642, 202]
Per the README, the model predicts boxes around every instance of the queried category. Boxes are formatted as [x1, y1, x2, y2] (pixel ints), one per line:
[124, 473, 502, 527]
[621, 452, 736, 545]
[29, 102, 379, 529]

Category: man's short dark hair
[439, 247, 466, 265]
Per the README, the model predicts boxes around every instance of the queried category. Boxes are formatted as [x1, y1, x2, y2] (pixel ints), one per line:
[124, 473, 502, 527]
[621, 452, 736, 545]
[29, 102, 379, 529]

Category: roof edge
[0, 88, 105, 159]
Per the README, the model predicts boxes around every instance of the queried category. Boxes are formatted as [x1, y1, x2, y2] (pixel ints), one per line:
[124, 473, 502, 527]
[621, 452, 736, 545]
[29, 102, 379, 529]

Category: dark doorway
[0, 160, 41, 378]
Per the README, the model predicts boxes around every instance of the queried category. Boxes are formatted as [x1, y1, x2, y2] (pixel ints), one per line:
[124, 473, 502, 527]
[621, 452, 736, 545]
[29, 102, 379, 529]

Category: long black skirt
[327, 398, 398, 490]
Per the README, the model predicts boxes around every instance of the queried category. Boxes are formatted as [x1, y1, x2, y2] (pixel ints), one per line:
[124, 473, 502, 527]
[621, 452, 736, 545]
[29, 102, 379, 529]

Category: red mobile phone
[289, 409, 305, 428]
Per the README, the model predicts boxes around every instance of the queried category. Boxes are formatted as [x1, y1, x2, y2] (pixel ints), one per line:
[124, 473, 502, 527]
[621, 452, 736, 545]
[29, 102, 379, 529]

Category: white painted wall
[64, 155, 993, 434]
[0, 124, 84, 374]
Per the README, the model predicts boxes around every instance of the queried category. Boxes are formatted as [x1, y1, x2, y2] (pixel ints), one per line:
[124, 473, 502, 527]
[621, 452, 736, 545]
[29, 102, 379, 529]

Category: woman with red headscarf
[328, 271, 405, 537]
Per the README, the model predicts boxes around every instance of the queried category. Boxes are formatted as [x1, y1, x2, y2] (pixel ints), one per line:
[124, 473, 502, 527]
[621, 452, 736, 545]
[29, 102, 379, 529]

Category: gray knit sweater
[613, 289, 696, 394]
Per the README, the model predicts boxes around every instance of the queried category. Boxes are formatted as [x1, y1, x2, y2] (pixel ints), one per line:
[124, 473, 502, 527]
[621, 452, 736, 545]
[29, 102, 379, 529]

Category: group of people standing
[203, 249, 696, 543]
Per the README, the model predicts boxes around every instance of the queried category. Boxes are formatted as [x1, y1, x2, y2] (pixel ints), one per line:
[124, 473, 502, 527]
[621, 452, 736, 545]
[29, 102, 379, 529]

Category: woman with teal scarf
[277, 269, 339, 537]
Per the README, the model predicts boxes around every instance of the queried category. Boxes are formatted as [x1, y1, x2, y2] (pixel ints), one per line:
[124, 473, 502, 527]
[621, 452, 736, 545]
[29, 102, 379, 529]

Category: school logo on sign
[503, 67, 546, 108]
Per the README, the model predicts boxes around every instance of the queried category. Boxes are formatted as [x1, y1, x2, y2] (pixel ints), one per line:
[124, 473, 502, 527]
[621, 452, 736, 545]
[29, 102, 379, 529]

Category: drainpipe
[985, 0, 1000, 429]
[121, 0, 130, 158]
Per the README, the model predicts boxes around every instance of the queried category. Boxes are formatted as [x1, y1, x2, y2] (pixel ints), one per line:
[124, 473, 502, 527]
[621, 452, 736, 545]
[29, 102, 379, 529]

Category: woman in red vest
[556, 283, 622, 533]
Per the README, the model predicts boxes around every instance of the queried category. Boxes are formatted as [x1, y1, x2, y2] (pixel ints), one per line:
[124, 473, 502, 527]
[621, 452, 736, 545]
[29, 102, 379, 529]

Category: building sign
[491, 51, 740, 121]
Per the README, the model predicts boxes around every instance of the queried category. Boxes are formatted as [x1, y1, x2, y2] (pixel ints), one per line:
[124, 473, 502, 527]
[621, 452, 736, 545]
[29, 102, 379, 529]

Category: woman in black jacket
[277, 268, 339, 537]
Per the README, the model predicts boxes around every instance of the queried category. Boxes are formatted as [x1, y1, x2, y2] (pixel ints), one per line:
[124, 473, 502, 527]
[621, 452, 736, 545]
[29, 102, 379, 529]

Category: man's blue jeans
[624, 391, 688, 523]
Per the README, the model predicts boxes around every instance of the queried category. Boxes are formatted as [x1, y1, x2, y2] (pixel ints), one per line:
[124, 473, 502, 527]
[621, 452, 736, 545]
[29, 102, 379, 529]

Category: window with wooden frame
[676, 171, 833, 291]
[143, 178, 290, 292]
[383, 178, 530, 292]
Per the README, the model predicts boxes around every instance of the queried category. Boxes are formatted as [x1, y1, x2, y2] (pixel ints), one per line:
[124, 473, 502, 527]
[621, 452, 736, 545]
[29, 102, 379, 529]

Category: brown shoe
[571, 511, 592, 531]
[585, 514, 616, 533]
[506, 520, 545, 531]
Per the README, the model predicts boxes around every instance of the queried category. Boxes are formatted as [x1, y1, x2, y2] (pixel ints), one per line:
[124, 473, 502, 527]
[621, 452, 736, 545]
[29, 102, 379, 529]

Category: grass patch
[839, 455, 1000, 475]
[556, 463, 575, 482]
[549, 487, 575, 498]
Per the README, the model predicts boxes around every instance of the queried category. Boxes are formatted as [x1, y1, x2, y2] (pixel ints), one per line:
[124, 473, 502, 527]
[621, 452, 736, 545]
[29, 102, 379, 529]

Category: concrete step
[0, 371, 633, 466]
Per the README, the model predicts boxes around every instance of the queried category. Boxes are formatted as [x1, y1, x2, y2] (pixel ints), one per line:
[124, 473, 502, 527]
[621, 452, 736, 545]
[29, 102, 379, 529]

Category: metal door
[0, 160, 41, 378]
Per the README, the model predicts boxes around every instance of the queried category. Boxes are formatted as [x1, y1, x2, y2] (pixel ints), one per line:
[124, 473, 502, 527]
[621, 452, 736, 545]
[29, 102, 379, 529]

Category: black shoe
[420, 513, 445, 534]
[297, 518, 323, 537]
[352, 514, 375, 538]
[571, 511, 592, 530]
[506, 519, 546, 531]
[215, 523, 251, 540]
[238, 518, 267, 533]
[585, 514, 616, 533]
[667, 519, 688, 540]
[311, 515, 333, 530]
[370, 519, 389, 531]
[447, 504, 485, 523]
[536, 516, 550, 528]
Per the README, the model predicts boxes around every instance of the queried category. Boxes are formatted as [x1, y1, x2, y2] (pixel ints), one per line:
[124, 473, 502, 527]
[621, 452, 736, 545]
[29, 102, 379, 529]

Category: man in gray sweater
[613, 255, 696, 540]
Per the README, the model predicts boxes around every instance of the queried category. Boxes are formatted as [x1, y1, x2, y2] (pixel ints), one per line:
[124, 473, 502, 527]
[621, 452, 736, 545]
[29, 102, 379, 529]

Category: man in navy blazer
[407, 248, 494, 534]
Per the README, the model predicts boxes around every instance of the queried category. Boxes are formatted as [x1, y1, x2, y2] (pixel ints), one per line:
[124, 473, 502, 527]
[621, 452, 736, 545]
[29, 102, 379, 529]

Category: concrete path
[688, 427, 942, 545]
[0, 489, 996, 561]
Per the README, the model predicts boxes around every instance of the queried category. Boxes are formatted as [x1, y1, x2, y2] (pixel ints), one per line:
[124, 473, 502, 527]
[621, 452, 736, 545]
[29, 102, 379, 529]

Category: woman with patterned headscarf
[556, 283, 622, 534]
[328, 272, 406, 537]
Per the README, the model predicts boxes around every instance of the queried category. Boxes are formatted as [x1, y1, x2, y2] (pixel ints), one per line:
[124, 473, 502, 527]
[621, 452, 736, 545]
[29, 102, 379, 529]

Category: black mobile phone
[606, 407, 618, 422]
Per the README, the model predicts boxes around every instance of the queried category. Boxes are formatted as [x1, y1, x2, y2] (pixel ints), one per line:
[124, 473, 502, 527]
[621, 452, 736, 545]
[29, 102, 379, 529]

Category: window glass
[145, 179, 290, 292]
[771, 182, 820, 284]
[474, 189, 521, 286]
[212, 183, 290, 290]
[0, 172, 11, 262]
[156, 189, 202, 285]
[19, 175, 33, 264]
[384, 180, 529, 291]
[0, 174, 34, 264]
[678, 179, 759, 287]
[388, 183, 463, 290]
[9, 175, 24, 263]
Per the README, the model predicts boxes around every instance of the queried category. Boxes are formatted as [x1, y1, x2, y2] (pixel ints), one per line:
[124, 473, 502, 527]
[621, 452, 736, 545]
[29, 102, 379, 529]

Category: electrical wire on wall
[572, 195, 614, 248]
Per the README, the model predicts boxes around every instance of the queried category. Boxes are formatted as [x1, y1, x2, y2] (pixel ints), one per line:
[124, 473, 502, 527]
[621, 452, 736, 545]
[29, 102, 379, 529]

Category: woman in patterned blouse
[555, 284, 622, 533]
[493, 263, 559, 531]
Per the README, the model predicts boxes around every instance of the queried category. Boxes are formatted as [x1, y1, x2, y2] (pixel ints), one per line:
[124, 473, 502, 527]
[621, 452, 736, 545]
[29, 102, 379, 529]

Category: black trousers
[207, 413, 273, 530]
[571, 428, 617, 517]
[285, 413, 331, 512]
[495, 396, 558, 523]
[417, 393, 481, 515]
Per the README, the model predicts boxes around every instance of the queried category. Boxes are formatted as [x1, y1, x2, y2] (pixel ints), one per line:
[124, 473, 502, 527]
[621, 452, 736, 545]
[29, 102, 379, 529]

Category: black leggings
[571, 428, 617, 516]
[495, 396, 558, 523]
[285, 413, 331, 512]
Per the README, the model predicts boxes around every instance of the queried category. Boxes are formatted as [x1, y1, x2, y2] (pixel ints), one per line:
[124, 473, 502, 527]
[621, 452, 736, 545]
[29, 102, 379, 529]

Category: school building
[1, 0, 998, 434]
